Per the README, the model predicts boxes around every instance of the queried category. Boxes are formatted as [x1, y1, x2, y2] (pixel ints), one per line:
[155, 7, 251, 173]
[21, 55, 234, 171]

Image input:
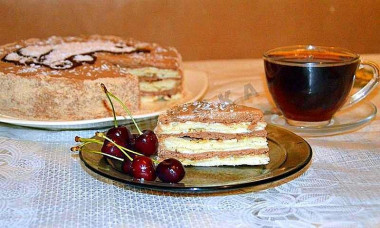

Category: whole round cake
[0, 35, 183, 121]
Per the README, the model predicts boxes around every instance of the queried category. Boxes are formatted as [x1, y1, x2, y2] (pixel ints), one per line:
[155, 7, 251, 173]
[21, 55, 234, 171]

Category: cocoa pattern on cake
[159, 101, 264, 124]
[1, 39, 150, 70]
[0, 36, 181, 78]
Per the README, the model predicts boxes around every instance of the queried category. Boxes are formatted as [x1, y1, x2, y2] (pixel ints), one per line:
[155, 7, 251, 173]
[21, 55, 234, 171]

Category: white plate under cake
[0, 35, 183, 121]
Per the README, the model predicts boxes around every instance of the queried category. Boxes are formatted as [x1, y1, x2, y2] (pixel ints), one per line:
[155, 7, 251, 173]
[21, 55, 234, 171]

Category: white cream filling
[140, 79, 178, 92]
[159, 121, 266, 134]
[179, 154, 270, 166]
[122, 67, 180, 78]
[141, 93, 182, 102]
[163, 137, 268, 154]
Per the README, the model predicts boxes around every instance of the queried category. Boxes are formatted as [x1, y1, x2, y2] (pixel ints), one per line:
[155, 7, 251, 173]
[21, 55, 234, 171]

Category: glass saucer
[265, 101, 377, 137]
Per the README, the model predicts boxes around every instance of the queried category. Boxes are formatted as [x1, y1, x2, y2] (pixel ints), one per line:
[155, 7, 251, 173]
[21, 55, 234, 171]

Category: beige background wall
[0, 0, 379, 60]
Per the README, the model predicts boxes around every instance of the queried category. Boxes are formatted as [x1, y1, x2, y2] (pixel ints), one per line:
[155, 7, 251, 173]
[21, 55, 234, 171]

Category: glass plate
[79, 123, 312, 193]
[265, 101, 377, 137]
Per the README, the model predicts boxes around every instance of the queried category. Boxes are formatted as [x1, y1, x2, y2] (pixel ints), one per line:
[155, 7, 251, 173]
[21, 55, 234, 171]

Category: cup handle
[342, 60, 379, 109]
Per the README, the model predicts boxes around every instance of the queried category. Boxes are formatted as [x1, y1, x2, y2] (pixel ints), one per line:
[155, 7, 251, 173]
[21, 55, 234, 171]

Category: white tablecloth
[1, 55, 379, 227]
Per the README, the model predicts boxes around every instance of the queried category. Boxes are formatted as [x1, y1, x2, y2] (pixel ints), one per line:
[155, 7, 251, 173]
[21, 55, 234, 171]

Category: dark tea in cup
[263, 45, 379, 126]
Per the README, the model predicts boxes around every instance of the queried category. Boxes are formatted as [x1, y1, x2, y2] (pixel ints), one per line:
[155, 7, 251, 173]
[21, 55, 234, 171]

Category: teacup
[263, 45, 379, 126]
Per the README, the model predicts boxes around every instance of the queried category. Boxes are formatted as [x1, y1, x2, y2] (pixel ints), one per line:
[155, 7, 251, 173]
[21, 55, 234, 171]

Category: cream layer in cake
[179, 154, 270, 166]
[162, 137, 268, 154]
[122, 67, 181, 79]
[155, 101, 270, 166]
[140, 79, 180, 92]
[156, 121, 267, 134]
[141, 93, 182, 103]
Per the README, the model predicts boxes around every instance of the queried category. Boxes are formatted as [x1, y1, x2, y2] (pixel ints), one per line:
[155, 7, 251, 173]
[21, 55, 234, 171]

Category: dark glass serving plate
[79, 122, 312, 193]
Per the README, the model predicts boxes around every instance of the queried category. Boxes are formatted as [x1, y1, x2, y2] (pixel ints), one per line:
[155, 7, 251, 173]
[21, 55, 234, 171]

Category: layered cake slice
[0, 35, 183, 120]
[155, 101, 270, 166]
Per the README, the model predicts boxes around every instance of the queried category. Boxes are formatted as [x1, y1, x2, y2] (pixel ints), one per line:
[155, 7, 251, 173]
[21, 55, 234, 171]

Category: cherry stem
[70, 146, 81, 151]
[96, 133, 135, 161]
[74, 134, 159, 164]
[71, 144, 124, 161]
[96, 132, 158, 163]
[101, 83, 118, 128]
[107, 90, 143, 135]
[151, 159, 159, 165]
[75, 136, 103, 145]
[82, 149, 124, 162]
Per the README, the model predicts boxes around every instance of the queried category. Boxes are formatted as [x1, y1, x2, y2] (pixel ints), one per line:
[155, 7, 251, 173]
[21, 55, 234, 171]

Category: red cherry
[106, 126, 133, 144]
[101, 84, 157, 156]
[101, 126, 131, 158]
[134, 130, 158, 156]
[156, 158, 185, 183]
[121, 153, 135, 175]
[100, 84, 133, 158]
[127, 133, 139, 151]
[101, 141, 125, 158]
[132, 156, 156, 181]
[122, 159, 133, 175]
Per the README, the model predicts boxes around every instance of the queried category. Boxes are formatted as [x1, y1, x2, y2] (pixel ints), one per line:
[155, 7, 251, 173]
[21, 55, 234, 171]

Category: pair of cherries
[99, 84, 185, 183]
[101, 125, 157, 158]
[102, 125, 159, 181]
[121, 154, 185, 183]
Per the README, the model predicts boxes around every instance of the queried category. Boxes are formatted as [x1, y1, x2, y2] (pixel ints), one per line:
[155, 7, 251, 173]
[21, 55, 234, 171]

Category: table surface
[1, 54, 379, 228]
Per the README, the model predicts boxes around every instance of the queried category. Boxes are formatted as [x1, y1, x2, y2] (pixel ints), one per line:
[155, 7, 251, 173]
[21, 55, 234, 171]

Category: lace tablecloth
[1, 55, 379, 228]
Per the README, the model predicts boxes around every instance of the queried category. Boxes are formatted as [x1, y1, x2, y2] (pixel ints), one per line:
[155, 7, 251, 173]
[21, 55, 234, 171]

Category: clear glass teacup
[263, 45, 379, 127]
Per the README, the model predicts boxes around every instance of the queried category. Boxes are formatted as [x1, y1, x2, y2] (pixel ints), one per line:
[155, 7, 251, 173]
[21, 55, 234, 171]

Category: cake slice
[155, 101, 270, 166]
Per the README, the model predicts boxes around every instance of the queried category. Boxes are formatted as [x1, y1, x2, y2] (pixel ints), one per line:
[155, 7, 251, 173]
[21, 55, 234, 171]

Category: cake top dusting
[171, 101, 236, 114]
[160, 101, 264, 124]
[0, 35, 182, 78]
[2, 40, 139, 70]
